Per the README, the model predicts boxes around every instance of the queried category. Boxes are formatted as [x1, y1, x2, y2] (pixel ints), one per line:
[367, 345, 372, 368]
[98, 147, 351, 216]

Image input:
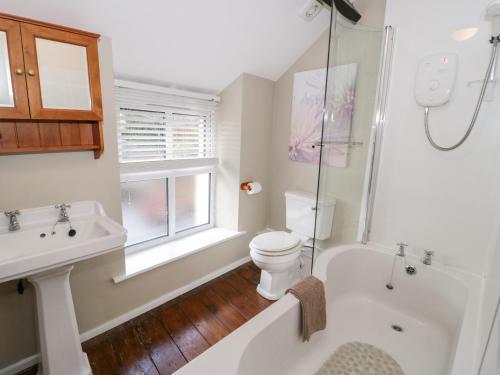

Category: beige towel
[286, 276, 326, 342]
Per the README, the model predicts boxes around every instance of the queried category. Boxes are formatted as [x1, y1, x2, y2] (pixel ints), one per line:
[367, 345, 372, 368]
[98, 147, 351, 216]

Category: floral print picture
[288, 64, 357, 167]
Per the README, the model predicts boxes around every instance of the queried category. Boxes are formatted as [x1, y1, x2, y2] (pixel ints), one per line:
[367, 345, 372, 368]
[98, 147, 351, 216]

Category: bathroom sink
[0, 201, 126, 375]
[0, 200, 126, 282]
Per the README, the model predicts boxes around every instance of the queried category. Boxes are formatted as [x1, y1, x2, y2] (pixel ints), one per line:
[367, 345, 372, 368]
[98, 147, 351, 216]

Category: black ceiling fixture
[318, 0, 362, 24]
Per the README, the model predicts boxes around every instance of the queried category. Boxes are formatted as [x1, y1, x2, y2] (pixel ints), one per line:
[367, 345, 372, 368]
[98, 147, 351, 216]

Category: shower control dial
[415, 53, 458, 107]
[429, 80, 440, 91]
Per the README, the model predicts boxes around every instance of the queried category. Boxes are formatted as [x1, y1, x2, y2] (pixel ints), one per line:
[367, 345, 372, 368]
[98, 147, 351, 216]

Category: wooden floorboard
[15, 262, 273, 375]
[178, 293, 230, 345]
[237, 264, 261, 285]
[135, 316, 187, 375]
[209, 276, 263, 320]
[158, 304, 210, 362]
[86, 339, 122, 375]
[226, 272, 273, 311]
[197, 288, 247, 331]
[111, 325, 160, 375]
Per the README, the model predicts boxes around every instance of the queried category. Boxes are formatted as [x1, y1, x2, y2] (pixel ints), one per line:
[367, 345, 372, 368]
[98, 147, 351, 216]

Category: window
[121, 178, 168, 245]
[116, 81, 218, 249]
[116, 87, 216, 162]
[175, 173, 211, 232]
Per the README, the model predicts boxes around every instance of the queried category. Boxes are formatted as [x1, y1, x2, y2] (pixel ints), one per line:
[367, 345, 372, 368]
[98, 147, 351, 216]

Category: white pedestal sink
[0, 201, 126, 375]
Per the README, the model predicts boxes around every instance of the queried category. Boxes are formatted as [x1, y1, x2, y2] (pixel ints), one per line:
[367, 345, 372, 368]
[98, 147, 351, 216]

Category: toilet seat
[249, 231, 302, 256]
[251, 247, 300, 257]
[250, 248, 300, 266]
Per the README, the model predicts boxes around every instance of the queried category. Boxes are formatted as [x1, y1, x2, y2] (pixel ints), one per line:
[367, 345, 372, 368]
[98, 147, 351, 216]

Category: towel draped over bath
[286, 275, 327, 341]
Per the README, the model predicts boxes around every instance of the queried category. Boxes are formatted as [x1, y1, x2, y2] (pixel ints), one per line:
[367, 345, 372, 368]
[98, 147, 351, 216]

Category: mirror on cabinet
[35, 38, 92, 111]
[0, 31, 14, 108]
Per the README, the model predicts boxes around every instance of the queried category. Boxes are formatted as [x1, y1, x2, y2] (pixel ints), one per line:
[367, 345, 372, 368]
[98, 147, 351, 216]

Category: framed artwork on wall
[288, 63, 357, 168]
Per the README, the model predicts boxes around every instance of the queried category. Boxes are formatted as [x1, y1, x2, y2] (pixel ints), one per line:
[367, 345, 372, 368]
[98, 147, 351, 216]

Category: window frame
[115, 81, 218, 164]
[120, 164, 216, 254]
[115, 81, 219, 254]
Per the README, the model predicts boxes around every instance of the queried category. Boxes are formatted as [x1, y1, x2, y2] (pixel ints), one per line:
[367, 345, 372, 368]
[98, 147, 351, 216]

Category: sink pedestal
[29, 266, 92, 375]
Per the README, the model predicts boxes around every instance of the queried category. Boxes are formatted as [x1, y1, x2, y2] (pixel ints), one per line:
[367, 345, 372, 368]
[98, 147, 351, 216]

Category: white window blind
[116, 86, 217, 163]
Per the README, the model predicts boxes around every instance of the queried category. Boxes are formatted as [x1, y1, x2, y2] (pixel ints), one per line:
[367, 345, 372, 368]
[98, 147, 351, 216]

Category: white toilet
[249, 190, 335, 300]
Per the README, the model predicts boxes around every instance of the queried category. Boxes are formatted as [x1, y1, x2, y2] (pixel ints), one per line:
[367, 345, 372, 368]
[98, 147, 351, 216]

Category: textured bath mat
[315, 342, 405, 375]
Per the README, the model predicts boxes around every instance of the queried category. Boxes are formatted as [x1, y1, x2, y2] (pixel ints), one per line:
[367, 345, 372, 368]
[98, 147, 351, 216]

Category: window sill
[113, 228, 246, 283]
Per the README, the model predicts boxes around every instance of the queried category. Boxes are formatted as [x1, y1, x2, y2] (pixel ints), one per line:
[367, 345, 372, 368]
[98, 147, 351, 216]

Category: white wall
[216, 77, 243, 231]
[478, 171, 500, 372]
[238, 74, 275, 234]
[217, 73, 275, 235]
[371, 0, 500, 274]
[371, 1, 500, 371]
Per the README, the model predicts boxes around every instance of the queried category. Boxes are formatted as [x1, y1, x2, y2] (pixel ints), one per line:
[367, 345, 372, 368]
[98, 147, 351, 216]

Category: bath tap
[422, 250, 434, 265]
[386, 242, 408, 290]
[396, 242, 408, 257]
[4, 210, 20, 231]
[386, 242, 417, 289]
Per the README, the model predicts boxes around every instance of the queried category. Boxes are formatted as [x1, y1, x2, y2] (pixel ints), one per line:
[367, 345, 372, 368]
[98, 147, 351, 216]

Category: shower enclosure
[312, 4, 393, 263]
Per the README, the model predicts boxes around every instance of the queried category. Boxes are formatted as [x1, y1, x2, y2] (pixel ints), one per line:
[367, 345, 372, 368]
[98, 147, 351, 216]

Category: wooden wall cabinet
[0, 13, 104, 158]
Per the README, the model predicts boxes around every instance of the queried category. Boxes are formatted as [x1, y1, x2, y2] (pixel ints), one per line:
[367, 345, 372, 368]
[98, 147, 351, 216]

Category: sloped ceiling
[0, 0, 330, 93]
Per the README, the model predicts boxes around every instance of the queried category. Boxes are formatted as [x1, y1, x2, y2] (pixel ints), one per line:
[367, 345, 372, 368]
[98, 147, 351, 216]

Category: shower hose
[424, 36, 499, 151]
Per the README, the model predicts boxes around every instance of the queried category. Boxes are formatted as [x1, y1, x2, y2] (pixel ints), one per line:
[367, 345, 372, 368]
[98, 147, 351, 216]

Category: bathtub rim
[174, 242, 483, 375]
[314, 242, 483, 374]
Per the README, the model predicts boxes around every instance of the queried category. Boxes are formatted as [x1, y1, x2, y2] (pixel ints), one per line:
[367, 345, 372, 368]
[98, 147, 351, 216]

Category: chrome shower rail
[361, 25, 395, 244]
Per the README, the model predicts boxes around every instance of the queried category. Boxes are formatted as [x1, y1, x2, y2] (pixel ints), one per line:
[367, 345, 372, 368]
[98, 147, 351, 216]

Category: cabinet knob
[15, 68, 24, 75]
[27, 69, 36, 77]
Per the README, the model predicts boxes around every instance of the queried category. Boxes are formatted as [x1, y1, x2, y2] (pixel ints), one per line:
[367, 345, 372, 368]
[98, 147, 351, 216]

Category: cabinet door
[0, 18, 30, 119]
[21, 23, 103, 121]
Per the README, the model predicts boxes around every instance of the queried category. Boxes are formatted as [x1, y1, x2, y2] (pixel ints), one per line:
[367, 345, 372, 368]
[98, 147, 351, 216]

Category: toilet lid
[250, 231, 301, 253]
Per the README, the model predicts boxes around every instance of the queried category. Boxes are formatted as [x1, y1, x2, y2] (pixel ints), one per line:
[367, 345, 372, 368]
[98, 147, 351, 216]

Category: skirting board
[80, 255, 251, 341]
[0, 354, 40, 375]
[0, 255, 251, 375]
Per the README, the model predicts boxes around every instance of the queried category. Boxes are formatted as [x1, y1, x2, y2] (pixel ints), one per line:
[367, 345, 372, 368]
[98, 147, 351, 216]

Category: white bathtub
[175, 244, 482, 375]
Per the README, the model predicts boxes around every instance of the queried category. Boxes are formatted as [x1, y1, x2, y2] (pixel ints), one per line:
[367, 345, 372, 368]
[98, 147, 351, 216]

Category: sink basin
[0, 201, 126, 283]
[0, 201, 126, 375]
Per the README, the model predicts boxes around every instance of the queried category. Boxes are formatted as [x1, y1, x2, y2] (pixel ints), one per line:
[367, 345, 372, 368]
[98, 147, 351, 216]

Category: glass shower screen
[311, 11, 391, 264]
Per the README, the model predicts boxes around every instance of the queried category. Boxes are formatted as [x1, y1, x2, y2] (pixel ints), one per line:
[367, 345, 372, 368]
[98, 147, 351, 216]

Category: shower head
[318, 0, 362, 24]
[487, 0, 500, 35]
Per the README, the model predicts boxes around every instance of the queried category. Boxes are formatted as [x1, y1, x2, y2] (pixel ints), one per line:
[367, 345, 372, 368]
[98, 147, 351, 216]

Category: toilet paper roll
[247, 182, 262, 195]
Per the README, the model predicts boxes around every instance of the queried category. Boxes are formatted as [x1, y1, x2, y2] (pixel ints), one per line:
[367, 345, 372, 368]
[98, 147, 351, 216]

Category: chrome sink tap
[4, 210, 20, 232]
[55, 204, 71, 223]
[52, 204, 77, 237]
